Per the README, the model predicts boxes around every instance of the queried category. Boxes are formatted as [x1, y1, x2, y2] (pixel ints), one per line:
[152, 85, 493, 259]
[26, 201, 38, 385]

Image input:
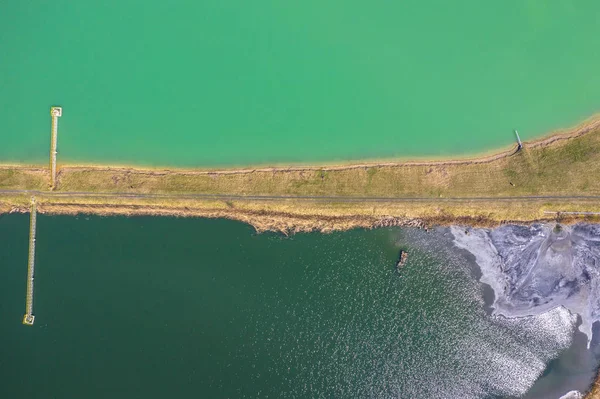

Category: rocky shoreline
[3, 200, 598, 234]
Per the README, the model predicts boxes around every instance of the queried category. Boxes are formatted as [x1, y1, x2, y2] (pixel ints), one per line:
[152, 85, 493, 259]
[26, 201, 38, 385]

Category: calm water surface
[1, 1, 599, 166]
[0, 215, 593, 398]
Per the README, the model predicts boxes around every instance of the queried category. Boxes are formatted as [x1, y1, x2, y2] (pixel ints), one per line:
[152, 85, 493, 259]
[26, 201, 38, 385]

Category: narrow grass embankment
[1, 116, 600, 232]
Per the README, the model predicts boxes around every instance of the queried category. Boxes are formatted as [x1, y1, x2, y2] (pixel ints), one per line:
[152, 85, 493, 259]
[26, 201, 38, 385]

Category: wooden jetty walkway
[22, 197, 37, 325]
[49, 106, 62, 190]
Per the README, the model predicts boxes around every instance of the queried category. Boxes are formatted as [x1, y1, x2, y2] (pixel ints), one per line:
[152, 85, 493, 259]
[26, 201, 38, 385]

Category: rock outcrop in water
[452, 224, 600, 346]
[396, 250, 409, 272]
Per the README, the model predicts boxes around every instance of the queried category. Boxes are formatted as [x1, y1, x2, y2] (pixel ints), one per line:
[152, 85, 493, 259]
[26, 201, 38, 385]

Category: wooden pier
[49, 107, 62, 190]
[22, 197, 37, 325]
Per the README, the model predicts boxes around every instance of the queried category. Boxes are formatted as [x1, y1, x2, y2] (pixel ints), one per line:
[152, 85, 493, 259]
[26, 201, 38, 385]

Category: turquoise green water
[0, 216, 585, 398]
[1, 1, 599, 167]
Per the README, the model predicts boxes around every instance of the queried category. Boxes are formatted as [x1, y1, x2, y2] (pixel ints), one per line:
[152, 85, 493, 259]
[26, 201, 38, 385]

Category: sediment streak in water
[451, 224, 600, 346]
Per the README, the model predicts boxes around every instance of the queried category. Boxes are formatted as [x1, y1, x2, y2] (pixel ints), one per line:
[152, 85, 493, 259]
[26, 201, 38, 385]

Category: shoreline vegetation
[1, 115, 600, 235]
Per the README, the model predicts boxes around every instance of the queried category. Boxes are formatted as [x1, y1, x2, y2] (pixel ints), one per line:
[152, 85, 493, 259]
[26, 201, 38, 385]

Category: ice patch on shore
[387, 228, 580, 398]
[451, 224, 600, 346]
[559, 391, 583, 399]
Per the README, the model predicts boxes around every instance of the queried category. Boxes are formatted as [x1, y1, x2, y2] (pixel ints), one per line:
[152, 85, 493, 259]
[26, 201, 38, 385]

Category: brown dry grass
[1, 115, 600, 233]
[10, 115, 598, 198]
[2, 192, 599, 234]
[0, 166, 48, 191]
